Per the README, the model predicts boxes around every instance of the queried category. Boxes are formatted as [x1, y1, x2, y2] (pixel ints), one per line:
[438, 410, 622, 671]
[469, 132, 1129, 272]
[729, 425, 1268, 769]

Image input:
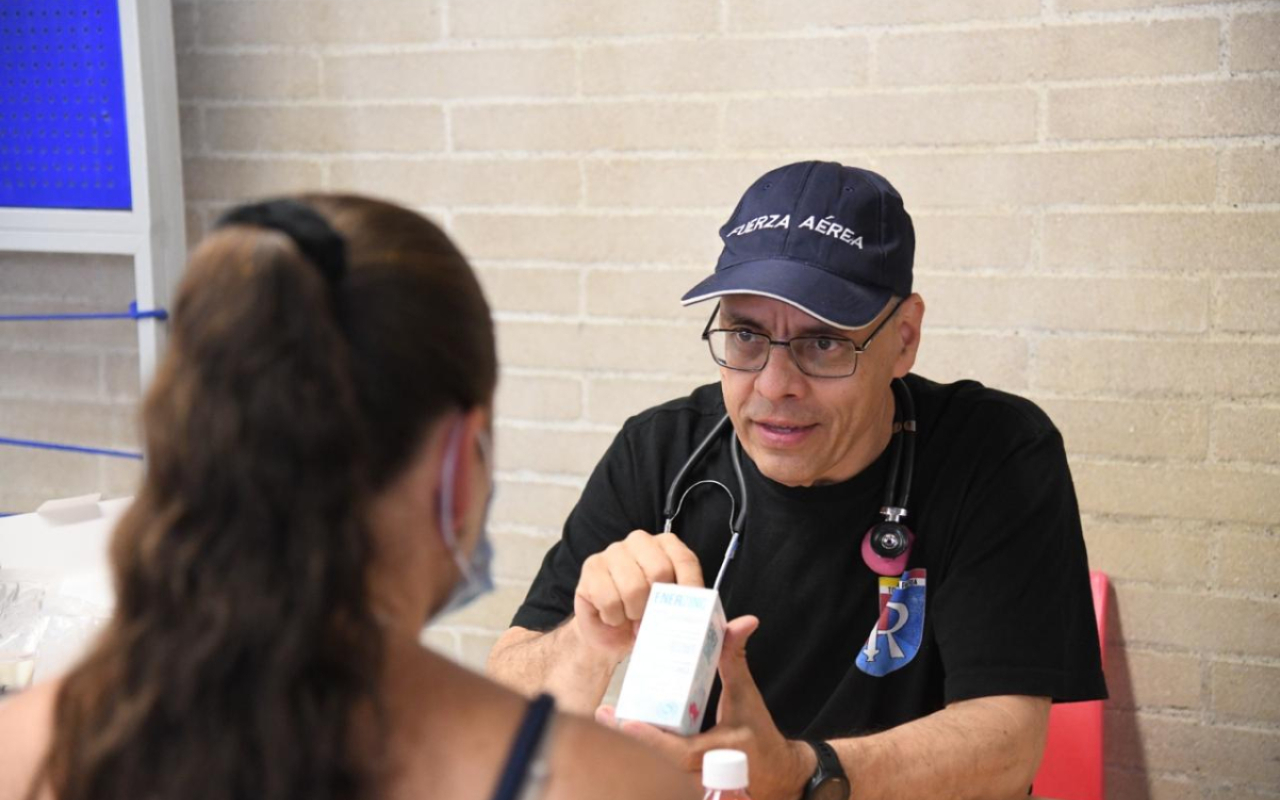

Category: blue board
[0, 0, 132, 210]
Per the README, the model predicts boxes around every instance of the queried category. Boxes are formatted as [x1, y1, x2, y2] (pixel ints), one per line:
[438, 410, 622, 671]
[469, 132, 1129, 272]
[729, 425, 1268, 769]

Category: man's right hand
[572, 530, 705, 662]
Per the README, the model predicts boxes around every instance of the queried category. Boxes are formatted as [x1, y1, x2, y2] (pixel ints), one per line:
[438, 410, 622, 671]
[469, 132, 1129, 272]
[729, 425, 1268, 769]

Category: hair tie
[216, 199, 347, 287]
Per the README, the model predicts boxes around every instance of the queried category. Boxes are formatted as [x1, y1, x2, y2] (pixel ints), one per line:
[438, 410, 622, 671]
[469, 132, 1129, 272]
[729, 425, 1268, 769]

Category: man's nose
[753, 343, 806, 401]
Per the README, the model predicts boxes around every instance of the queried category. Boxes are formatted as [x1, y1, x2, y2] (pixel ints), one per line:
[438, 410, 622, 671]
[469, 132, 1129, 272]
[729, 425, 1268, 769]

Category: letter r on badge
[862, 602, 909, 662]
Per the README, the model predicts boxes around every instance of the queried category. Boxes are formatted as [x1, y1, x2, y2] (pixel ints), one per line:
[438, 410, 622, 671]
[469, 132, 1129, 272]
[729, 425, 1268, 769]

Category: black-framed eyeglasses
[700, 299, 905, 378]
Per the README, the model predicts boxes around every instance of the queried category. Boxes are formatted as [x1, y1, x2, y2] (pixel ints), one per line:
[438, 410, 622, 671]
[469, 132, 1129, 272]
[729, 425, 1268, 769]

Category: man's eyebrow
[720, 310, 847, 337]
[720, 311, 765, 329]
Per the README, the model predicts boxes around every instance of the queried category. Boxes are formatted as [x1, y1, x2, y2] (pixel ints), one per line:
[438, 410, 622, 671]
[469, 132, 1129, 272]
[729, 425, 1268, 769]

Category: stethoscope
[662, 378, 917, 591]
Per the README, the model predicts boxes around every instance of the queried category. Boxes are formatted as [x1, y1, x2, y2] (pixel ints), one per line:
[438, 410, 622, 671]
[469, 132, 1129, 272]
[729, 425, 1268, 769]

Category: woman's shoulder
[385, 646, 699, 800]
[542, 712, 701, 800]
[0, 679, 59, 800]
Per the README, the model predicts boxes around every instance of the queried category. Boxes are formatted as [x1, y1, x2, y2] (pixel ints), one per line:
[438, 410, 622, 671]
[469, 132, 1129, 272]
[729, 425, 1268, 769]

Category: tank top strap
[489, 693, 557, 800]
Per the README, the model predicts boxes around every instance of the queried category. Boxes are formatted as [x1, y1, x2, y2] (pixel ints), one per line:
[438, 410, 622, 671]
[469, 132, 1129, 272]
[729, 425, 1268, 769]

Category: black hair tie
[216, 198, 347, 288]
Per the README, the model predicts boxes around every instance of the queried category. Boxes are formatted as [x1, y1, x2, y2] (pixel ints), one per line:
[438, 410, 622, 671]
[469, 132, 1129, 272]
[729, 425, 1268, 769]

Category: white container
[702, 749, 751, 799]
[615, 583, 726, 736]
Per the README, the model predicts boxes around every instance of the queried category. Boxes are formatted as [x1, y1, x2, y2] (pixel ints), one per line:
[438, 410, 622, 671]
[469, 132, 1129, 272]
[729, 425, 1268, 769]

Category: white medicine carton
[614, 583, 727, 736]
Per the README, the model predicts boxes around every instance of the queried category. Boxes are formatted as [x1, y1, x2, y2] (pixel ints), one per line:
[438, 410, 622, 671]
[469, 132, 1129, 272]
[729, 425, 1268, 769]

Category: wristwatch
[802, 740, 850, 800]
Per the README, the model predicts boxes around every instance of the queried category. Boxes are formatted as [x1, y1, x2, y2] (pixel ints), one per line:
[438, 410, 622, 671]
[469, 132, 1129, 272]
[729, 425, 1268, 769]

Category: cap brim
[680, 258, 892, 330]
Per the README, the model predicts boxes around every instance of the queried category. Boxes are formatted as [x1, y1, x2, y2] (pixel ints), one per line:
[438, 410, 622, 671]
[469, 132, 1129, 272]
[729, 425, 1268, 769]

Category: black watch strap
[803, 740, 850, 800]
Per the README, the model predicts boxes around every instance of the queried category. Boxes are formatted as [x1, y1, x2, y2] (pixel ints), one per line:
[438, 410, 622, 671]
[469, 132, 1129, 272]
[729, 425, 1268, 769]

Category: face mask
[437, 419, 496, 616]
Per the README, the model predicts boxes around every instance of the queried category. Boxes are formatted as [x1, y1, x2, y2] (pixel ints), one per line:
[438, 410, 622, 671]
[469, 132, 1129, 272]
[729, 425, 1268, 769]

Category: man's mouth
[753, 419, 818, 446]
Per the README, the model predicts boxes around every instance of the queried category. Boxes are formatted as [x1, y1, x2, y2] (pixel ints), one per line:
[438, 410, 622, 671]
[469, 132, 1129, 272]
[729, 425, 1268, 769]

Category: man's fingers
[578, 530, 704, 637]
[656, 532, 705, 587]
[576, 563, 627, 627]
[717, 615, 762, 710]
[616, 720, 704, 772]
[626, 530, 680, 586]
[595, 704, 617, 727]
[723, 615, 760, 658]
[604, 542, 654, 620]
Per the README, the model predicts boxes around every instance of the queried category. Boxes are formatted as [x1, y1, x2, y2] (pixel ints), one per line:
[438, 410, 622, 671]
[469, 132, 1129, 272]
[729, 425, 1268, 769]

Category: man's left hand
[597, 616, 816, 800]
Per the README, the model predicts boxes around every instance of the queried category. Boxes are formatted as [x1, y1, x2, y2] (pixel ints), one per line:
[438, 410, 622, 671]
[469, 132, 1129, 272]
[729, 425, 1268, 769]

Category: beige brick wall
[3, 0, 1277, 795]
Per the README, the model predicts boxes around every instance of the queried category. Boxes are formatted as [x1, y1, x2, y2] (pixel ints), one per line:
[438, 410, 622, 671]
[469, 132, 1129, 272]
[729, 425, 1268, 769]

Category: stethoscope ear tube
[866, 378, 919, 575]
[881, 390, 905, 513]
[663, 413, 733, 529]
[728, 433, 748, 534]
[893, 377, 917, 512]
[663, 413, 749, 592]
[666, 380, 918, 585]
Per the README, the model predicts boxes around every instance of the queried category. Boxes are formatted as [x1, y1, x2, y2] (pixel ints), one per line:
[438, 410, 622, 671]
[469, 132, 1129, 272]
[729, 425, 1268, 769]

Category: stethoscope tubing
[662, 378, 917, 591]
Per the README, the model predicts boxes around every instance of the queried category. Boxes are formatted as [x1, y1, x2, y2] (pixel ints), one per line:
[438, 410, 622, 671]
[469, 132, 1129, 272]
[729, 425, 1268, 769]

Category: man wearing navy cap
[490, 162, 1106, 800]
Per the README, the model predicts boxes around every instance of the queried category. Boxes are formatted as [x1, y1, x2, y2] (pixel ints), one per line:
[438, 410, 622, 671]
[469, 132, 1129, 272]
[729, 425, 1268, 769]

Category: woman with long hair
[0, 195, 699, 800]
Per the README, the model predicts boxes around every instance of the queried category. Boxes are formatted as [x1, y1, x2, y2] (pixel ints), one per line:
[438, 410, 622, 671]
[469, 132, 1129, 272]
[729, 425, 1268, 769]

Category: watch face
[810, 776, 851, 800]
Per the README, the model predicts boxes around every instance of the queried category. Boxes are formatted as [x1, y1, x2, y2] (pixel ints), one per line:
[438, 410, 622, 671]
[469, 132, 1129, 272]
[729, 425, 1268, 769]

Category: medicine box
[615, 583, 726, 736]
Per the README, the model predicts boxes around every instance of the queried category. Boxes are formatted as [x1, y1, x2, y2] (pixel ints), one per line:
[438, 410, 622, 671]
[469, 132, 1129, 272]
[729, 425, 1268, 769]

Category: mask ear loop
[437, 416, 476, 583]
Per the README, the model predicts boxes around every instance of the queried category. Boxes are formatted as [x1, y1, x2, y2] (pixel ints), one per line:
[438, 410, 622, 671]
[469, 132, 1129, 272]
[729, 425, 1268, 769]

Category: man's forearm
[486, 620, 620, 716]
[824, 696, 1050, 800]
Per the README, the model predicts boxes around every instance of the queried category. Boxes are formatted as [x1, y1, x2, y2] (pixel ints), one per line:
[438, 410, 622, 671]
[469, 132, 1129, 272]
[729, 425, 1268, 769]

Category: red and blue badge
[856, 569, 926, 677]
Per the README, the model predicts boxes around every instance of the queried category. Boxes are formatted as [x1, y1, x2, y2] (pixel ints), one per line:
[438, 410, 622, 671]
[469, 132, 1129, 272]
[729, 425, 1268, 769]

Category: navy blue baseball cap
[681, 161, 914, 330]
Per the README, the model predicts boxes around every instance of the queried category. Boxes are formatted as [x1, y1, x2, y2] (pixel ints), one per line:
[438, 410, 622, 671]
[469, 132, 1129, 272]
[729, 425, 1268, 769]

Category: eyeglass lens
[707, 330, 859, 377]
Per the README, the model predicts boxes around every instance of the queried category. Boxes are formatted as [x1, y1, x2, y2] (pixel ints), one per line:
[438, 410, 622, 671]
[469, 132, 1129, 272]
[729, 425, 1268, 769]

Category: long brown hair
[37, 195, 497, 800]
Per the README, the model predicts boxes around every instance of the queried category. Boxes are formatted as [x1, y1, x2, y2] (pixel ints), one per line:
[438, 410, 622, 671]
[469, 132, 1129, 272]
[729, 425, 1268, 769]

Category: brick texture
[587, 377, 709, 425]
[205, 106, 447, 154]
[918, 275, 1209, 333]
[1229, 12, 1280, 73]
[1049, 79, 1280, 141]
[728, 0, 1040, 29]
[177, 53, 320, 101]
[454, 102, 719, 152]
[1071, 460, 1280, 524]
[1222, 147, 1280, 203]
[450, 0, 719, 39]
[1211, 662, 1280, 723]
[1081, 517, 1212, 585]
[726, 89, 1039, 149]
[1042, 212, 1280, 274]
[1105, 646, 1202, 710]
[585, 267, 717, 320]
[876, 149, 1216, 208]
[495, 375, 583, 422]
[324, 49, 575, 101]
[1212, 405, 1280, 463]
[583, 158, 782, 209]
[1213, 277, 1280, 333]
[582, 37, 870, 96]
[3, 1, 1274, 796]
[1217, 530, 1280, 595]
[453, 213, 721, 264]
[198, 1, 442, 47]
[879, 20, 1219, 85]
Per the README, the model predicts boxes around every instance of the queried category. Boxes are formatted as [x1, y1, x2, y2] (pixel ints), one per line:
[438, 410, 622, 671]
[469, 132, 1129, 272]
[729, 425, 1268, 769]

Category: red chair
[1032, 571, 1108, 800]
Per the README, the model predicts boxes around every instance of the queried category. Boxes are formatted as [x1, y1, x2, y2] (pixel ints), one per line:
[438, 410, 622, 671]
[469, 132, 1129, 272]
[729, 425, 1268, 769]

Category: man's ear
[892, 294, 925, 379]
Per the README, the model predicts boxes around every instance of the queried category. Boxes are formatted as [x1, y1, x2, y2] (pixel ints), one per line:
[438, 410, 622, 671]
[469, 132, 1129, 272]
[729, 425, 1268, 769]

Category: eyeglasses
[701, 299, 905, 378]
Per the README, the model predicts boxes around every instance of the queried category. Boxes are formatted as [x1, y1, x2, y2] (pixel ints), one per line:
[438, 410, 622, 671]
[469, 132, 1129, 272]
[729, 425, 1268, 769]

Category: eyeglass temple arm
[699, 301, 722, 339]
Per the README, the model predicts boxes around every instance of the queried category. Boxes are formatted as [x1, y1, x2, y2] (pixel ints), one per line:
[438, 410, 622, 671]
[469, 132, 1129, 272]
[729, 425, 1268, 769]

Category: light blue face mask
[437, 419, 496, 616]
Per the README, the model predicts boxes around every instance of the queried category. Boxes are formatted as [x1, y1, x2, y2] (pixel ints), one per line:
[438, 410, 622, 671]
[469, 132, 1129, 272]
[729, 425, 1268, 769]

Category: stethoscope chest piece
[861, 377, 918, 577]
[862, 518, 914, 576]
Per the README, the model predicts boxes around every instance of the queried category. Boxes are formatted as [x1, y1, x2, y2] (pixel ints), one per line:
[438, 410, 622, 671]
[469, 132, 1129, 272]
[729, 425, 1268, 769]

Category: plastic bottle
[702, 749, 752, 799]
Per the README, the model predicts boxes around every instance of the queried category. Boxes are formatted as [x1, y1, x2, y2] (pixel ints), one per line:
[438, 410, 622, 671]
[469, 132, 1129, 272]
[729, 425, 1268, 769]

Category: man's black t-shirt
[512, 373, 1107, 739]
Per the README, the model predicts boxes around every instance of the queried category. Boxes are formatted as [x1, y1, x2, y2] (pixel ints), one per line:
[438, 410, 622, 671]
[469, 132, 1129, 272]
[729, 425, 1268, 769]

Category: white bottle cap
[702, 749, 749, 790]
